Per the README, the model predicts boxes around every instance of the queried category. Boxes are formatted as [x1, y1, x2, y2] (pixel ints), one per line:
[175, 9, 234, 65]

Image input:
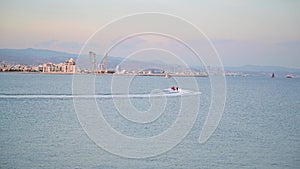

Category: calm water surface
[0, 73, 299, 168]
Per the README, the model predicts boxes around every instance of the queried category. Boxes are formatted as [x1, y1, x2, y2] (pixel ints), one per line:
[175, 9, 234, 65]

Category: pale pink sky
[0, 0, 299, 68]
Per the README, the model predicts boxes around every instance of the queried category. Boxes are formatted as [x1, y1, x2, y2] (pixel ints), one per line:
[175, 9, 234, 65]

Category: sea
[0, 73, 299, 169]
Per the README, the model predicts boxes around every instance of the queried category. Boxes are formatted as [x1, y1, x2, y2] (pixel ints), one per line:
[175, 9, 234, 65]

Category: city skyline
[0, 0, 299, 68]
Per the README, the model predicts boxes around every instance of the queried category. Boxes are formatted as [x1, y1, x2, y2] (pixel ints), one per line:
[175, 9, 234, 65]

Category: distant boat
[271, 72, 275, 78]
[165, 74, 171, 78]
[286, 74, 294, 78]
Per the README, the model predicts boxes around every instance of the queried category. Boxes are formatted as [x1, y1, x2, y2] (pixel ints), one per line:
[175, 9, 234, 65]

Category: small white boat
[165, 74, 171, 78]
[286, 74, 294, 78]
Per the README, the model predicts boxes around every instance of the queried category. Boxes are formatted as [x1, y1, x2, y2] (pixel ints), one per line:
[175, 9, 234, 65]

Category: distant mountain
[0, 48, 78, 65]
[0, 48, 125, 68]
[225, 65, 300, 73]
[1, 48, 299, 73]
[0, 48, 191, 72]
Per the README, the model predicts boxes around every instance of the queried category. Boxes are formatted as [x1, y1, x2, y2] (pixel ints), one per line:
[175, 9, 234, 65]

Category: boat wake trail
[0, 90, 201, 99]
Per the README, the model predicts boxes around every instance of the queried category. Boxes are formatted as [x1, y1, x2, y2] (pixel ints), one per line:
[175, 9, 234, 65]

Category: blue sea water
[0, 73, 299, 168]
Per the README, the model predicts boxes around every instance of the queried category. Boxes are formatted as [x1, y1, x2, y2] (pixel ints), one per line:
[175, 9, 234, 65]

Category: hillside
[0, 48, 193, 72]
[0, 48, 78, 65]
[1, 48, 299, 73]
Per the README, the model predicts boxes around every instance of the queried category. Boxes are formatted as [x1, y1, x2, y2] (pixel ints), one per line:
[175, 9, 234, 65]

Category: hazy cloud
[34, 40, 84, 54]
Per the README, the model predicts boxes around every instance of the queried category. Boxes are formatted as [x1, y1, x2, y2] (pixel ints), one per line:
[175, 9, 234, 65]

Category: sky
[0, 0, 299, 68]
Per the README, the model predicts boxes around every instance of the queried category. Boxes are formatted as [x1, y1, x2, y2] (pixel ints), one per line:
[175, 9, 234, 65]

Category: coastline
[0, 71, 208, 77]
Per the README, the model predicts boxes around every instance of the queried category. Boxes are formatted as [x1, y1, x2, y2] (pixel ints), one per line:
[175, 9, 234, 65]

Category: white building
[42, 58, 76, 73]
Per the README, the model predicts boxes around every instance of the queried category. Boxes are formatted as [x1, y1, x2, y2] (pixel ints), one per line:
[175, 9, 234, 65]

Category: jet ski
[163, 86, 181, 93]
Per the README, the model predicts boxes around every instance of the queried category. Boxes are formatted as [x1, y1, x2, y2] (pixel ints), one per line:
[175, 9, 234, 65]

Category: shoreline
[0, 71, 208, 77]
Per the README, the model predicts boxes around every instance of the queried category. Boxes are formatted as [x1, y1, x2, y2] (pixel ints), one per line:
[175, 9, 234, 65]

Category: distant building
[139, 68, 165, 75]
[42, 58, 76, 73]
